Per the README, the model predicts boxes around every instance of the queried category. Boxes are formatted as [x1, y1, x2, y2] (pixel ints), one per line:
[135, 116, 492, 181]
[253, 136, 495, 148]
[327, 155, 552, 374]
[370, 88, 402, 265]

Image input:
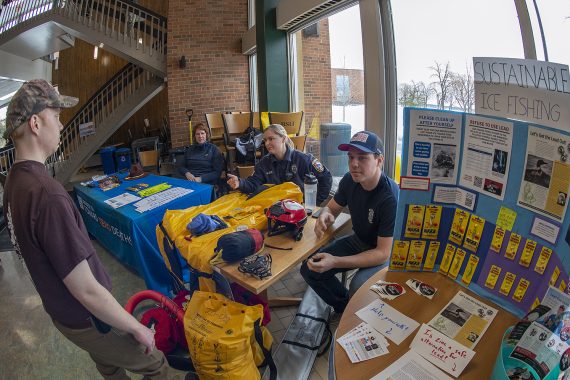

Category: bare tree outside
[398, 80, 431, 107]
[397, 61, 475, 113]
[450, 65, 475, 112]
[430, 61, 453, 109]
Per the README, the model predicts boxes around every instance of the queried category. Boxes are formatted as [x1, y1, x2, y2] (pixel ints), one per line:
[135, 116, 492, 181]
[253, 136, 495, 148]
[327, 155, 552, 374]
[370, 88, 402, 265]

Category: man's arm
[308, 235, 392, 273]
[314, 198, 344, 239]
[63, 260, 155, 354]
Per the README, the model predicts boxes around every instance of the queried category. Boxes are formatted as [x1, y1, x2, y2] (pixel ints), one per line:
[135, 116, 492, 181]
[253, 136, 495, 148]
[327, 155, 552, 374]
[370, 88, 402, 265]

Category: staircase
[0, 0, 167, 76]
[0, 0, 168, 186]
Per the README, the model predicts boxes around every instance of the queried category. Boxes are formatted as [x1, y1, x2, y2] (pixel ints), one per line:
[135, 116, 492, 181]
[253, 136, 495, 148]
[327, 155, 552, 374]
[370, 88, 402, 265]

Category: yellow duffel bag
[184, 290, 276, 380]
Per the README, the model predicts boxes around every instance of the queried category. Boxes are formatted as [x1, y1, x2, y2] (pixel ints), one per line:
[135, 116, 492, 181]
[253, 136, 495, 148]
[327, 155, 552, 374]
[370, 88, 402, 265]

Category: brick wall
[300, 19, 332, 159]
[167, 0, 250, 148]
[331, 68, 364, 105]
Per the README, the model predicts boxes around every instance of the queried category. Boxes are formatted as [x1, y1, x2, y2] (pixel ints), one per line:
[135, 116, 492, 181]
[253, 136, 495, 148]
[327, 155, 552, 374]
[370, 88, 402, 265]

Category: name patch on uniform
[312, 158, 324, 173]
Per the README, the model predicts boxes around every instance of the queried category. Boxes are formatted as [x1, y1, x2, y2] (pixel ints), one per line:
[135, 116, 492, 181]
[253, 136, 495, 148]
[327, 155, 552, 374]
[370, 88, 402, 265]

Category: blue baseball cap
[338, 131, 384, 155]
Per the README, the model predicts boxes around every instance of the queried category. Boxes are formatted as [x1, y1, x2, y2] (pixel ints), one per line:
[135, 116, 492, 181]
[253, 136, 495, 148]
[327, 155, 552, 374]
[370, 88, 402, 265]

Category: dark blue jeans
[300, 234, 387, 313]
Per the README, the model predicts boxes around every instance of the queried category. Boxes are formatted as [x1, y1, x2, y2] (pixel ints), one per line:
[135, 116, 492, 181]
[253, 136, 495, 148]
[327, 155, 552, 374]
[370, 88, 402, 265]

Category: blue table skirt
[74, 173, 213, 295]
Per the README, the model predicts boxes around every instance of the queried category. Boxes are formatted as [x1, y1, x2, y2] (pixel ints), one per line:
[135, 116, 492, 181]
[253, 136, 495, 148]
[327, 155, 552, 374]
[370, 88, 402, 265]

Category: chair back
[290, 135, 307, 152]
[205, 112, 225, 141]
[268, 111, 304, 136]
[236, 165, 255, 178]
[138, 150, 160, 173]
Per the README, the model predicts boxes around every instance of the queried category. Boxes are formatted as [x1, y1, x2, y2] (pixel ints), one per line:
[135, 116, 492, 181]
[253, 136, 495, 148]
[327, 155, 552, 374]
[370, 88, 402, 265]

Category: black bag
[235, 126, 263, 164]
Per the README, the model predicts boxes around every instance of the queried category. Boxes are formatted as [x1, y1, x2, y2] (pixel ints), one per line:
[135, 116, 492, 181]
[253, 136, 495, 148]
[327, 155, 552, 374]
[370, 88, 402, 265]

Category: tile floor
[0, 240, 338, 379]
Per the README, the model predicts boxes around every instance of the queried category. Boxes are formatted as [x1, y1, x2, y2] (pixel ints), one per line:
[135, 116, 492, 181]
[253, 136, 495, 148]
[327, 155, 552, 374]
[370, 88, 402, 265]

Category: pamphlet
[336, 322, 389, 363]
[370, 280, 406, 300]
[104, 193, 141, 209]
[370, 350, 453, 380]
[427, 291, 498, 349]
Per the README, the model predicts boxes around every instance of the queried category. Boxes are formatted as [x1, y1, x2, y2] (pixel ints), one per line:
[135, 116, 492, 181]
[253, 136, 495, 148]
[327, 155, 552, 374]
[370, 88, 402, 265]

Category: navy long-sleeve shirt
[238, 146, 332, 204]
[177, 142, 224, 185]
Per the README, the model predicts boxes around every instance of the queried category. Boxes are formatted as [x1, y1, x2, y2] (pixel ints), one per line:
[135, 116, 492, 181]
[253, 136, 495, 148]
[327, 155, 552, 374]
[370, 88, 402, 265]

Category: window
[391, 0, 525, 178]
[289, 4, 364, 178]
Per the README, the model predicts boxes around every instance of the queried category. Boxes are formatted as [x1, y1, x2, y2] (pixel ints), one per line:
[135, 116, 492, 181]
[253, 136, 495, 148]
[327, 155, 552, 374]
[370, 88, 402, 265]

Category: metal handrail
[0, 0, 167, 58]
[0, 64, 156, 176]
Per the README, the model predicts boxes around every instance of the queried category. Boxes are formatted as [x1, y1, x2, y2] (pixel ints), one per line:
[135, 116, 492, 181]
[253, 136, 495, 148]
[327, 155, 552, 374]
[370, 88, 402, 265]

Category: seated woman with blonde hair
[177, 122, 225, 185]
[227, 124, 332, 204]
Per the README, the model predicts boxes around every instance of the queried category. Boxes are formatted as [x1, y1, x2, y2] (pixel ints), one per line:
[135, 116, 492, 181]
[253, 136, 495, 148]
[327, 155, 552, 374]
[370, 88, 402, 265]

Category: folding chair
[222, 112, 261, 171]
[290, 135, 307, 152]
[268, 111, 304, 136]
[236, 165, 255, 178]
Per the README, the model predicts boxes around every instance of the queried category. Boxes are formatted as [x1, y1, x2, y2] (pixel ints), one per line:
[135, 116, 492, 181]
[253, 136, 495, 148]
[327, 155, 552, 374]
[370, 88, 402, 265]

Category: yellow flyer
[531, 298, 541, 310]
[534, 247, 553, 275]
[496, 206, 517, 230]
[406, 240, 426, 271]
[560, 280, 567, 292]
[485, 265, 502, 289]
[423, 241, 440, 271]
[449, 209, 470, 245]
[499, 272, 517, 296]
[404, 205, 425, 239]
[421, 205, 442, 240]
[490, 226, 506, 253]
[439, 243, 456, 275]
[390, 241, 410, 270]
[512, 278, 530, 302]
[518, 239, 537, 268]
[460, 254, 479, 286]
[463, 215, 485, 252]
[549, 266, 561, 286]
[448, 248, 466, 280]
[504, 233, 521, 260]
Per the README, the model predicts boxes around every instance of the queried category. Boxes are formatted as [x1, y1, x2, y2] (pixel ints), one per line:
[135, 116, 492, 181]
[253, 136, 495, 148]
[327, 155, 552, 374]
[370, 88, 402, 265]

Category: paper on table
[370, 350, 453, 380]
[337, 322, 390, 363]
[104, 193, 141, 209]
[355, 299, 420, 345]
[410, 323, 475, 378]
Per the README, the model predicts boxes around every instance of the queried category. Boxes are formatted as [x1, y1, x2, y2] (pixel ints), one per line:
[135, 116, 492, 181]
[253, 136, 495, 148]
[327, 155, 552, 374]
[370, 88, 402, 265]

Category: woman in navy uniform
[177, 122, 225, 185]
[227, 124, 332, 204]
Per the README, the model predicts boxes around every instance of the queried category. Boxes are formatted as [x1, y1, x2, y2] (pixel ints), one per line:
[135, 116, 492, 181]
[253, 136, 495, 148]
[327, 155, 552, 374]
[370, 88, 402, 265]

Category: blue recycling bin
[320, 123, 352, 177]
[115, 148, 132, 171]
[99, 146, 117, 175]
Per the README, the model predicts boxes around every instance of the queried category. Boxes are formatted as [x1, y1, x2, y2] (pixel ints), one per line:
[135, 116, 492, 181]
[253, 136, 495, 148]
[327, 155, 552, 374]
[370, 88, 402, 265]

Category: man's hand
[226, 173, 240, 190]
[314, 211, 335, 239]
[185, 172, 196, 181]
[131, 324, 156, 355]
[307, 252, 336, 273]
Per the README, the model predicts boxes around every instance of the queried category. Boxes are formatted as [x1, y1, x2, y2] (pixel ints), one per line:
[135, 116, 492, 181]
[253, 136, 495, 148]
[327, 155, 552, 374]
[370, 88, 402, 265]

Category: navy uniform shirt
[334, 172, 399, 246]
[238, 146, 332, 204]
[177, 142, 224, 185]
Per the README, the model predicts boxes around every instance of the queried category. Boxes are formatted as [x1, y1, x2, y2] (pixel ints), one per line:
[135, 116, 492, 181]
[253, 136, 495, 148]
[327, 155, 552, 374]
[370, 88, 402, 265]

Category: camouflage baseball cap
[4, 79, 78, 139]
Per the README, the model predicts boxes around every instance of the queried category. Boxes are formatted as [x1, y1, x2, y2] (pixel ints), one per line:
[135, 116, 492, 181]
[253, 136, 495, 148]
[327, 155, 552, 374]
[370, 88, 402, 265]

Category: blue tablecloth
[74, 174, 213, 295]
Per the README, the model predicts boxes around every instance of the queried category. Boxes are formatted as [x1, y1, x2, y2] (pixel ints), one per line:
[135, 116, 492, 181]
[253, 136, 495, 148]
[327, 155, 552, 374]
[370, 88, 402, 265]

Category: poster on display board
[458, 115, 513, 200]
[518, 126, 570, 222]
[392, 106, 570, 318]
[407, 109, 462, 184]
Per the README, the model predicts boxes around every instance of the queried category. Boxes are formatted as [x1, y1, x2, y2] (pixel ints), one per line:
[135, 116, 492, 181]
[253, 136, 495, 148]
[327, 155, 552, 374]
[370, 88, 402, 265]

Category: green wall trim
[256, 0, 289, 112]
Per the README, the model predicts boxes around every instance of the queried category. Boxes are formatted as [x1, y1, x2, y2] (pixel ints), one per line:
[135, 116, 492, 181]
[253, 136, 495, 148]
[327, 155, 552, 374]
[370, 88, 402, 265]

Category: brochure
[427, 291, 498, 349]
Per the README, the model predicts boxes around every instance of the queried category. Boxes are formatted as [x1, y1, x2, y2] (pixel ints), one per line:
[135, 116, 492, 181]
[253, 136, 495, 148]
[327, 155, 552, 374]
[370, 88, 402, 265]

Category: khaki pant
[53, 319, 183, 380]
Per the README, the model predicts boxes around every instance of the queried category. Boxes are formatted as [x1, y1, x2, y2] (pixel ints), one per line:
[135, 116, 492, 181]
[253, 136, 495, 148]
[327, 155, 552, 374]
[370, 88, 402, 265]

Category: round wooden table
[334, 268, 519, 379]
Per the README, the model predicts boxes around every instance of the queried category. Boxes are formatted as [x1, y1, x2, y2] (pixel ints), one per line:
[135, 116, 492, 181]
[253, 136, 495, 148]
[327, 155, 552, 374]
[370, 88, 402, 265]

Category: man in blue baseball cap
[301, 131, 399, 314]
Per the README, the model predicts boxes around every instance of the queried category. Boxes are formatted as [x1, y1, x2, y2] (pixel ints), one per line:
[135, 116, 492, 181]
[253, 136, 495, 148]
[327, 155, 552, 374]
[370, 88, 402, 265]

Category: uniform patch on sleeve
[312, 158, 324, 173]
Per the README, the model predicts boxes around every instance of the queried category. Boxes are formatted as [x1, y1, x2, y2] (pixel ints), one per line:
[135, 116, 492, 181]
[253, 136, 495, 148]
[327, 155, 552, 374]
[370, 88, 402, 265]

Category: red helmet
[266, 199, 308, 241]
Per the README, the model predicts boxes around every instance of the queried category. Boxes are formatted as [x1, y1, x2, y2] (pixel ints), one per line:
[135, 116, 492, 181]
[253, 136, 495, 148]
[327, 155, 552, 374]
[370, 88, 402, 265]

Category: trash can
[320, 123, 351, 177]
[115, 148, 132, 171]
[99, 146, 117, 175]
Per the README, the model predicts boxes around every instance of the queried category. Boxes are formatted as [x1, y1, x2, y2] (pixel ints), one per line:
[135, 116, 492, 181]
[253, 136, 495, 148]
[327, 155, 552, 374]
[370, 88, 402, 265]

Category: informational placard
[459, 115, 513, 200]
[410, 323, 475, 377]
[518, 126, 570, 222]
[407, 109, 462, 184]
[473, 57, 570, 132]
[79, 121, 96, 137]
[355, 299, 420, 345]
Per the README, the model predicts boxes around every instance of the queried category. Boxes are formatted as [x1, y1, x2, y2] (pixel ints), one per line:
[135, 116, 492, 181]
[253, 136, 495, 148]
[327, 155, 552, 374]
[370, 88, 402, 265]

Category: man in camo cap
[3, 80, 188, 379]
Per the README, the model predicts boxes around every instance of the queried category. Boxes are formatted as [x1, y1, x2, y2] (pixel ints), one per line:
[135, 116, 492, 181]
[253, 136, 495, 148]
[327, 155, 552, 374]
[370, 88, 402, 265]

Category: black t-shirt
[3, 161, 112, 327]
[334, 172, 398, 246]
